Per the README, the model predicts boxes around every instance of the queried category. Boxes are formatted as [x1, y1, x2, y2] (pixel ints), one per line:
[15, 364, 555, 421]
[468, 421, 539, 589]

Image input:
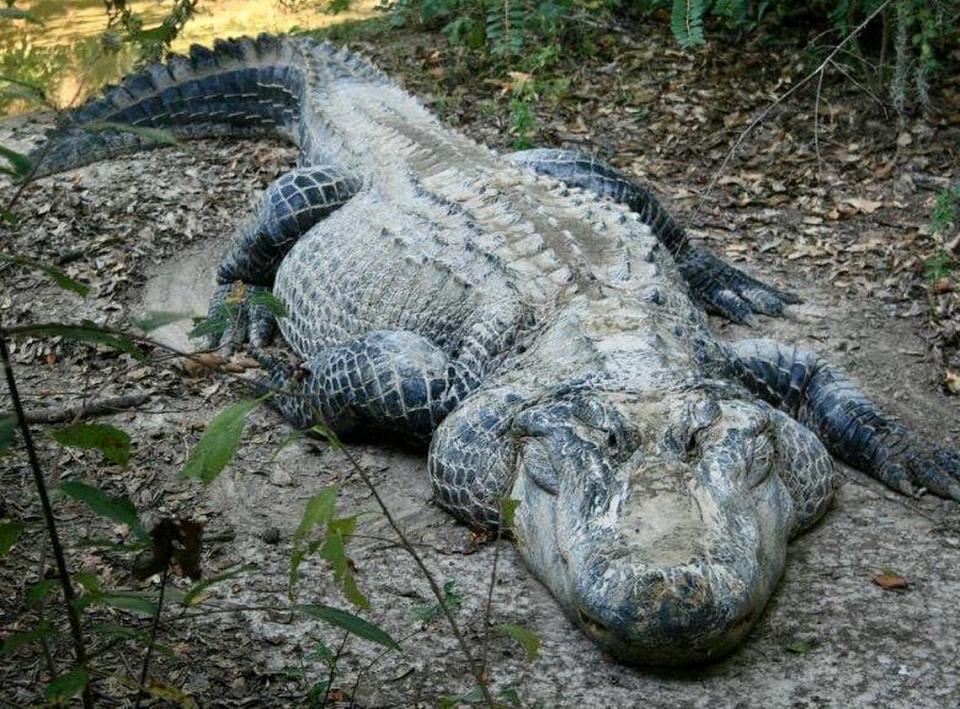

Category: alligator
[29, 35, 960, 666]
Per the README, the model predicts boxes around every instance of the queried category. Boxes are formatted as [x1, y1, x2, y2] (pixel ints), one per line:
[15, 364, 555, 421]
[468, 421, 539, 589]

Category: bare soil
[1, 18, 959, 708]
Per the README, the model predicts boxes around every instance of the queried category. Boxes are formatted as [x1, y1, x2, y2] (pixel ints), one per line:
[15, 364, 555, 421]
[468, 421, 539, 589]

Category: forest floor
[2, 15, 960, 709]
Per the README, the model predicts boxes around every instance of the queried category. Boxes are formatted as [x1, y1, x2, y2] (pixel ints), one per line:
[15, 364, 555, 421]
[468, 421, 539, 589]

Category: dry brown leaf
[872, 572, 909, 590]
[932, 278, 954, 295]
[231, 354, 261, 369]
[182, 353, 227, 377]
[842, 198, 884, 214]
[874, 161, 894, 179]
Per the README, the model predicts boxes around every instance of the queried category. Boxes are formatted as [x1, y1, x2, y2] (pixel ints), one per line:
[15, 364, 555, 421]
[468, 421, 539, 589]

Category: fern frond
[671, 0, 706, 48]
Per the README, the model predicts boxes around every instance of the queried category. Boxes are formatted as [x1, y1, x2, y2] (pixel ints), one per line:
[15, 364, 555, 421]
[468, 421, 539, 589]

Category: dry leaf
[872, 572, 909, 590]
[932, 278, 954, 295]
[944, 370, 960, 395]
[874, 161, 894, 179]
[842, 198, 884, 214]
[182, 353, 227, 377]
[231, 354, 261, 369]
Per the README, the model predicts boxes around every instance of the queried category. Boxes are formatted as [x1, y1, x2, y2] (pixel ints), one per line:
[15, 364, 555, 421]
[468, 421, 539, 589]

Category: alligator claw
[204, 282, 277, 354]
[875, 433, 960, 501]
[679, 248, 799, 324]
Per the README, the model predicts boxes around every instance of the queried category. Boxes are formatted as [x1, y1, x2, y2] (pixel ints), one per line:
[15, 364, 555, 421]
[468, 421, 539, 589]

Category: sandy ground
[1, 111, 959, 707]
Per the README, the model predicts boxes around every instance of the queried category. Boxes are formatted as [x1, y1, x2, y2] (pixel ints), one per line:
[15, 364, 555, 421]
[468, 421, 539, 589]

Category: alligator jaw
[509, 394, 795, 666]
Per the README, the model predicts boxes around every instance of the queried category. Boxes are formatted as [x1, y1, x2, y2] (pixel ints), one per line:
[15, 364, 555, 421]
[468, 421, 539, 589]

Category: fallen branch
[9, 390, 153, 424]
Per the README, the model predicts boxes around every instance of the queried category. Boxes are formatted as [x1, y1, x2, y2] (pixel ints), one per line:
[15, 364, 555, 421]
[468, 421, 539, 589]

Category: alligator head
[432, 384, 835, 666]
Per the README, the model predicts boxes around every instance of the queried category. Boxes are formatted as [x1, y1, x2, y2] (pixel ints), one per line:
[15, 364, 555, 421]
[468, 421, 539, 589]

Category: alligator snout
[573, 554, 766, 666]
[510, 392, 796, 665]
[565, 465, 789, 666]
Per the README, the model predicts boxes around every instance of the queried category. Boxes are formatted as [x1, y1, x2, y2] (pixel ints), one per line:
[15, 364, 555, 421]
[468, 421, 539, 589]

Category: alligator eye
[745, 435, 776, 488]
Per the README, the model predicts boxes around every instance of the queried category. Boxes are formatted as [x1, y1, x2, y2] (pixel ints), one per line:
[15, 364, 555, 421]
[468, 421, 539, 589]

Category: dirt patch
[2, 20, 960, 708]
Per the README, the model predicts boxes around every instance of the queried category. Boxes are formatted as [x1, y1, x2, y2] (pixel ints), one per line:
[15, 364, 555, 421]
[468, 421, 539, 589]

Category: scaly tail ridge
[29, 34, 307, 177]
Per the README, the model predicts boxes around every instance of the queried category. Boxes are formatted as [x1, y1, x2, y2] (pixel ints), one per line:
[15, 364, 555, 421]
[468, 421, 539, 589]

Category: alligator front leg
[253, 329, 485, 444]
[207, 164, 361, 350]
[729, 338, 960, 500]
[508, 148, 798, 324]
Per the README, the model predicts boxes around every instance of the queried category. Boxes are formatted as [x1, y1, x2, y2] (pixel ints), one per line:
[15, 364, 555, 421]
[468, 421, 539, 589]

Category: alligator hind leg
[207, 164, 361, 350]
[508, 148, 798, 324]
[729, 338, 960, 500]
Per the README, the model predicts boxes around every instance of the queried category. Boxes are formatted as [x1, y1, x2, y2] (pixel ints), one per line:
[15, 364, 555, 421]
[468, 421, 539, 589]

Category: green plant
[383, 0, 612, 59]
[101, 0, 201, 63]
[924, 250, 954, 283]
[636, 0, 960, 112]
[932, 185, 960, 235]
[508, 96, 537, 148]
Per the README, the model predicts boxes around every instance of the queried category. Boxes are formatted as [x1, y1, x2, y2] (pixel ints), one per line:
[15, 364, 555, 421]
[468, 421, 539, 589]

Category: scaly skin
[29, 35, 960, 666]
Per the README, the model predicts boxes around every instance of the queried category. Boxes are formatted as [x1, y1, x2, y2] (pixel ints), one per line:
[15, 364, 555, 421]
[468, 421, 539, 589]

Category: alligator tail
[27, 33, 308, 178]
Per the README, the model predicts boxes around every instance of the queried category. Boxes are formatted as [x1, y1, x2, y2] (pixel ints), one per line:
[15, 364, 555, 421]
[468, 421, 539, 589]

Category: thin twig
[349, 628, 422, 705]
[813, 64, 826, 177]
[329, 441, 495, 708]
[0, 327, 94, 709]
[166, 603, 287, 622]
[479, 509, 504, 684]
[829, 59, 888, 112]
[134, 565, 170, 709]
[320, 631, 350, 709]
[2, 322, 297, 398]
[34, 529, 58, 680]
[2, 46, 101, 217]
[696, 0, 892, 215]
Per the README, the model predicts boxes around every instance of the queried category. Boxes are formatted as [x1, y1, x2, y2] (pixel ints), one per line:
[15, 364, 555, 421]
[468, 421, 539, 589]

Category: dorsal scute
[119, 71, 153, 100]
[144, 63, 177, 91]
[255, 32, 283, 56]
[212, 37, 244, 64]
[188, 43, 218, 71]
[166, 53, 194, 81]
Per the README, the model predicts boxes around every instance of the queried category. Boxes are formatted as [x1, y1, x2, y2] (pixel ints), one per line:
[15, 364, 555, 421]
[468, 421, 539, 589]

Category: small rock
[261, 527, 281, 544]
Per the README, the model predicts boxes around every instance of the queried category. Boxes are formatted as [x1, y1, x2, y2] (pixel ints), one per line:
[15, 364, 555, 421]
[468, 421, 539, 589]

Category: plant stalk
[334, 442, 495, 707]
[134, 565, 170, 708]
[0, 327, 94, 708]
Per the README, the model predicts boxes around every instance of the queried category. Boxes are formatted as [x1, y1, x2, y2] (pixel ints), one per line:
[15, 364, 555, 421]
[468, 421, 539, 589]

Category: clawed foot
[202, 282, 278, 354]
[249, 349, 319, 430]
[873, 429, 960, 501]
[679, 249, 800, 324]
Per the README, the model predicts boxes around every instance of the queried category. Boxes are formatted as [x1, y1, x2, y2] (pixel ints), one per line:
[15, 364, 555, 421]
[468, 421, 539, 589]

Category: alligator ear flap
[521, 439, 561, 496]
